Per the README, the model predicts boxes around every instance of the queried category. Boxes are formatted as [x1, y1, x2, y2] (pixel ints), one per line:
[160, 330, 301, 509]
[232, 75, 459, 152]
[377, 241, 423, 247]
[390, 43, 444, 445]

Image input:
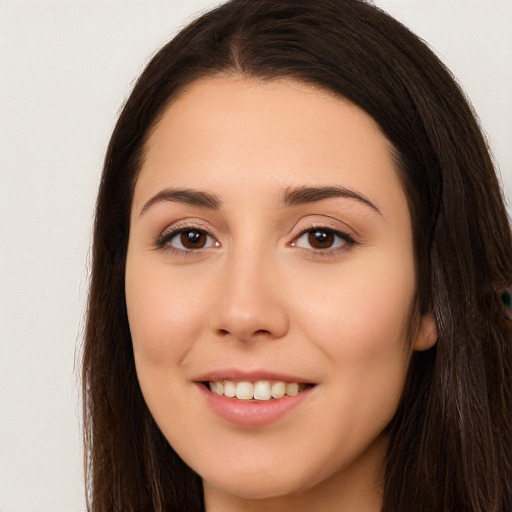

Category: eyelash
[290, 226, 356, 256]
[156, 224, 219, 255]
[156, 225, 357, 256]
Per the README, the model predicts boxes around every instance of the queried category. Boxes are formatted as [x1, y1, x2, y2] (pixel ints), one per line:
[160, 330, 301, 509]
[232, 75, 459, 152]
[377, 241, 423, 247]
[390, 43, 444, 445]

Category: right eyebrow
[139, 188, 221, 216]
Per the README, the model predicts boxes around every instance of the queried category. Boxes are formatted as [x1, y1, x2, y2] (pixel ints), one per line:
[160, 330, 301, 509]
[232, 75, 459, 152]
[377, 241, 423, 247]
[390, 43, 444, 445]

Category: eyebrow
[139, 184, 382, 217]
[283, 185, 382, 216]
[139, 188, 221, 216]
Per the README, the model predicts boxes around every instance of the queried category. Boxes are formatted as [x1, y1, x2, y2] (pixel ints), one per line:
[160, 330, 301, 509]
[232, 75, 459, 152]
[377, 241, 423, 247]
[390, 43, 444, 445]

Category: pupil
[308, 230, 333, 249]
[181, 230, 206, 248]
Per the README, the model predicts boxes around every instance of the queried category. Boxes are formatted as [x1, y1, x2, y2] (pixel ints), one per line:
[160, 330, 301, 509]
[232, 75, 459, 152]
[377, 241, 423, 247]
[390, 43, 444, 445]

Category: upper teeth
[209, 380, 302, 400]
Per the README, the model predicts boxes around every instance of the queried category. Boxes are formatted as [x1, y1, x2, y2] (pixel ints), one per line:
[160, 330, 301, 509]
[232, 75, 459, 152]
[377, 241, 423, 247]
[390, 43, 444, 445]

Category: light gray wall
[0, 1, 510, 511]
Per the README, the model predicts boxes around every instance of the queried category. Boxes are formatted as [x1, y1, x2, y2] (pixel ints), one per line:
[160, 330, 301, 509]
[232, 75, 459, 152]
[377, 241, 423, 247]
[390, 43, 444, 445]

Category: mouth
[197, 373, 316, 426]
[203, 380, 315, 401]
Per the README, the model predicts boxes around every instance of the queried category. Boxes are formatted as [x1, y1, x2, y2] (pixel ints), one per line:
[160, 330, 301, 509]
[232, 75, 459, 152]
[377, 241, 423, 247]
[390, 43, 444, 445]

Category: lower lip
[198, 384, 313, 427]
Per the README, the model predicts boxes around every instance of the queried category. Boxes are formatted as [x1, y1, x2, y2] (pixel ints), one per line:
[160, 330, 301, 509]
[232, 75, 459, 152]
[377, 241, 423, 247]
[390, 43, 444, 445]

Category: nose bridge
[214, 239, 289, 342]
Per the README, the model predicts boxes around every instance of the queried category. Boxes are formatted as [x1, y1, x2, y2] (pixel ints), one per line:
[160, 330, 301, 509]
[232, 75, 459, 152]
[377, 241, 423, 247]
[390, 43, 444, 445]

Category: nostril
[217, 328, 272, 339]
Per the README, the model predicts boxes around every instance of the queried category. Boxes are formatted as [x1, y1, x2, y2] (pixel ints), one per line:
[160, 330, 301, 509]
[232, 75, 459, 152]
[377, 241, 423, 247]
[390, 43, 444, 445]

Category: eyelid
[292, 229, 352, 248]
[289, 221, 358, 254]
[156, 219, 221, 252]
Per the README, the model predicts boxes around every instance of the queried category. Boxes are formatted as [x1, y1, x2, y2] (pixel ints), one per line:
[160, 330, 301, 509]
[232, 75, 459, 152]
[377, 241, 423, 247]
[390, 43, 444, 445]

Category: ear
[413, 312, 438, 351]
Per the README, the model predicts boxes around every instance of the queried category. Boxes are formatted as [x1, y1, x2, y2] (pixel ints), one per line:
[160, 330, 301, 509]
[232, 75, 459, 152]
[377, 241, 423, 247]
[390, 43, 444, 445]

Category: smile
[207, 380, 312, 401]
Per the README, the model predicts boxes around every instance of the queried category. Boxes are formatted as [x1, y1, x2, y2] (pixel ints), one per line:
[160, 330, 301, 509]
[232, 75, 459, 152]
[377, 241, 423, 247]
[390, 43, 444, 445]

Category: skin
[125, 76, 437, 512]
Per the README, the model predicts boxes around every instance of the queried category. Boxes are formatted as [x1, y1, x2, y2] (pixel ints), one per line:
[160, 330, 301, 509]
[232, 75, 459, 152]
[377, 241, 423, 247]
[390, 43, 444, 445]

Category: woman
[83, 0, 512, 511]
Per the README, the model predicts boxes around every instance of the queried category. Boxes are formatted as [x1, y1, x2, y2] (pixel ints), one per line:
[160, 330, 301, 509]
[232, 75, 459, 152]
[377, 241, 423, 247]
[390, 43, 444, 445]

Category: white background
[0, 1, 510, 511]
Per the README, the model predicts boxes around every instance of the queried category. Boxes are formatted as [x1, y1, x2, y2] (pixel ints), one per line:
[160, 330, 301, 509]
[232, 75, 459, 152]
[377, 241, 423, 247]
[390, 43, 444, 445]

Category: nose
[212, 251, 290, 343]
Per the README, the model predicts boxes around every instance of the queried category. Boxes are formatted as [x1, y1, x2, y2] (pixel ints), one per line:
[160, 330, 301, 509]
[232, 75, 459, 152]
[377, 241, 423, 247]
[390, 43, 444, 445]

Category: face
[125, 77, 436, 511]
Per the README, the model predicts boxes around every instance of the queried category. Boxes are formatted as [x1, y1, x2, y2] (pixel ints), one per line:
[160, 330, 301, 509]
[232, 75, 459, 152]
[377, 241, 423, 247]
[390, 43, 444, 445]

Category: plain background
[0, 1, 510, 511]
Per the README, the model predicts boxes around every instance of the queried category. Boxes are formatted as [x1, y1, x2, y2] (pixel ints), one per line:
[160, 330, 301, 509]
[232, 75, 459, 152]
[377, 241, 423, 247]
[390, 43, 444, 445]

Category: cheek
[124, 262, 216, 434]
[294, 251, 415, 360]
[125, 262, 211, 370]
[297, 260, 414, 434]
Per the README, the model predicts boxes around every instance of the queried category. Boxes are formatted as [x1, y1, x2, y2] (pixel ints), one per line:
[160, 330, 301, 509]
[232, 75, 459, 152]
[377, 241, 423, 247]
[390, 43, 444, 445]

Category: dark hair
[83, 1, 512, 510]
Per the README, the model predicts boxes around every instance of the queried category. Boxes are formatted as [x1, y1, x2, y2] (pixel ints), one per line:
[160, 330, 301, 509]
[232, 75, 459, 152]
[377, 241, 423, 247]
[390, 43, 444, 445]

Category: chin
[203, 470, 309, 501]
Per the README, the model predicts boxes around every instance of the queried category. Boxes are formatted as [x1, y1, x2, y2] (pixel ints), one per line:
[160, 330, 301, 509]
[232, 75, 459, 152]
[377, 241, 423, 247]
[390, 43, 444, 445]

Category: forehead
[134, 76, 407, 219]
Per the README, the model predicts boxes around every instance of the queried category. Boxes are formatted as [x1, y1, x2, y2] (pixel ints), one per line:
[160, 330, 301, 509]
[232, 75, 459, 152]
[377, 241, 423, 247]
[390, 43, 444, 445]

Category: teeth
[208, 380, 307, 401]
[211, 381, 224, 395]
[271, 381, 286, 399]
[285, 382, 299, 397]
[223, 380, 236, 398]
[235, 381, 254, 400]
[254, 381, 271, 400]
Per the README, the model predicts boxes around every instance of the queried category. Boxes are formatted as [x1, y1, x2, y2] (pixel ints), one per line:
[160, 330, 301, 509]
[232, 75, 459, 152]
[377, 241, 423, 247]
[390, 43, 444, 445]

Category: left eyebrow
[283, 185, 383, 216]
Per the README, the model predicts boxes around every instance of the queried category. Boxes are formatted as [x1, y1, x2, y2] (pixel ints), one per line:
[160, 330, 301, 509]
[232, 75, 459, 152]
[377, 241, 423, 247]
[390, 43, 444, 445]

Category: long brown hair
[83, 1, 512, 510]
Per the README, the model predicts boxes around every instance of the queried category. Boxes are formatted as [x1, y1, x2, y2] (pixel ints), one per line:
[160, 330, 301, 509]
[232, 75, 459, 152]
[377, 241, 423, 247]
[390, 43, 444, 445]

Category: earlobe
[413, 312, 438, 351]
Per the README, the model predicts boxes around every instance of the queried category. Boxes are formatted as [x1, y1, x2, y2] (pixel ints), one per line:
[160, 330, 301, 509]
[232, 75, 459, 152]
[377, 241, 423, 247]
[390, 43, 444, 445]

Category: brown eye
[307, 229, 335, 249]
[158, 227, 219, 252]
[180, 229, 208, 249]
[291, 227, 355, 253]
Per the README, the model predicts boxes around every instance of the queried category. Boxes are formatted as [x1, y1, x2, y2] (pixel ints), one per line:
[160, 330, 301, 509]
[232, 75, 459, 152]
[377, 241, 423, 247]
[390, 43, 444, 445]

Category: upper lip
[194, 368, 315, 384]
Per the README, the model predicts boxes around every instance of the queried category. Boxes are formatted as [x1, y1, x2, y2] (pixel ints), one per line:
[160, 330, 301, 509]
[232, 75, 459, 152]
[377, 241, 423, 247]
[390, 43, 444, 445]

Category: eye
[158, 228, 220, 252]
[291, 227, 355, 251]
